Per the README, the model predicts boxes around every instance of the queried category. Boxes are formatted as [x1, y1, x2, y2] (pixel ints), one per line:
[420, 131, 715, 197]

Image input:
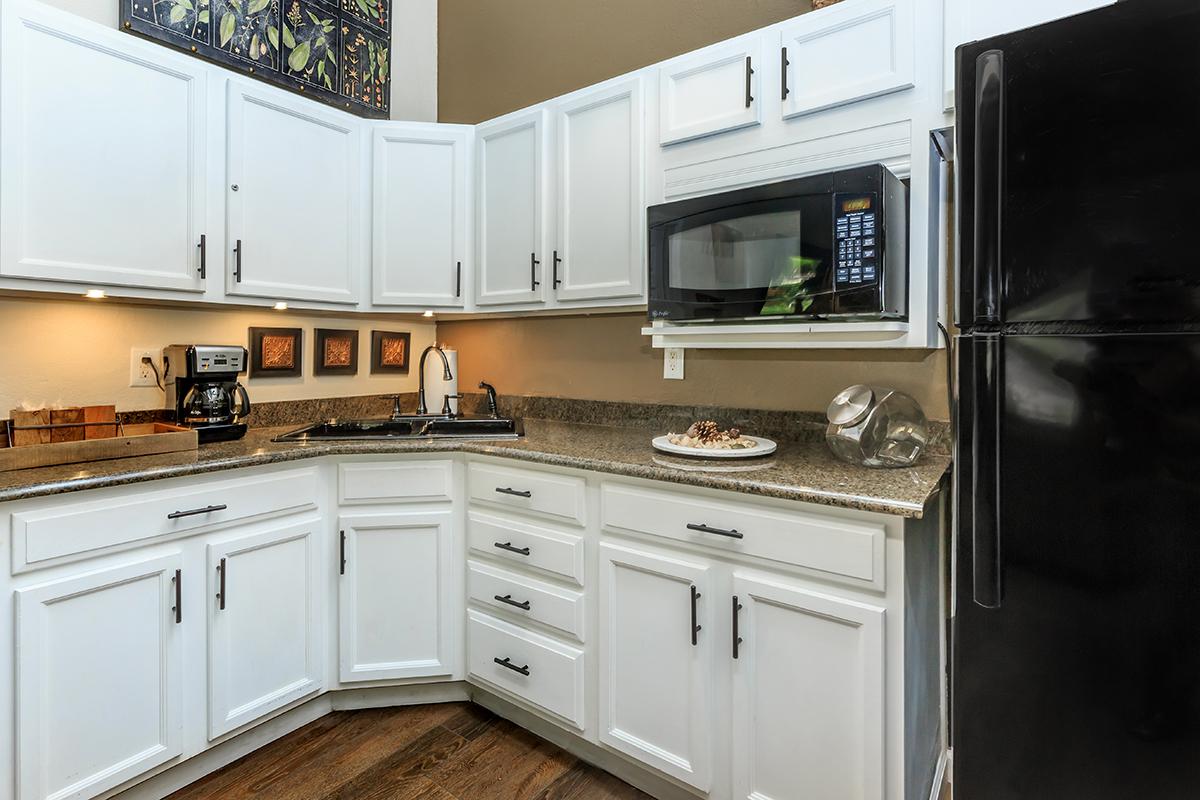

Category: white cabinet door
[338, 511, 459, 683]
[658, 33, 763, 145]
[226, 82, 362, 304]
[554, 78, 645, 303]
[731, 573, 886, 800]
[208, 521, 321, 739]
[779, 0, 914, 119]
[598, 542, 715, 792]
[0, 1, 207, 292]
[372, 124, 471, 307]
[15, 554, 184, 800]
[475, 108, 551, 306]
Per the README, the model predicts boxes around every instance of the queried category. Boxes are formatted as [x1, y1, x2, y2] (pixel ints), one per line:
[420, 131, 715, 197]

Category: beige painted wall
[439, 313, 948, 416]
[437, 0, 811, 124]
[0, 296, 435, 415]
[41, 0, 437, 121]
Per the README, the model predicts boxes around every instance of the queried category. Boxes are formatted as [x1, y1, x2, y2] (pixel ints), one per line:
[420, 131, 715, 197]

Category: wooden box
[0, 423, 198, 473]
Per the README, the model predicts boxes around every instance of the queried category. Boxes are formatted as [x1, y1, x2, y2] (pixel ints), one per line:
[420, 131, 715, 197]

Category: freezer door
[954, 332, 1200, 799]
[956, 0, 1200, 327]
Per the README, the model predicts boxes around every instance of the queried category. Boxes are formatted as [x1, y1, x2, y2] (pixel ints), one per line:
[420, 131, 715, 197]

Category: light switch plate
[663, 348, 684, 380]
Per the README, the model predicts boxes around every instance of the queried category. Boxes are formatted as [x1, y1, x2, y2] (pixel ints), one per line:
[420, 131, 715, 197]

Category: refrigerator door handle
[973, 49, 1005, 324]
[972, 333, 1003, 608]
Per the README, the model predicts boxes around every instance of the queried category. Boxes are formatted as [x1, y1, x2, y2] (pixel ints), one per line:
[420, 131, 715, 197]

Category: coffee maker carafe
[164, 345, 251, 443]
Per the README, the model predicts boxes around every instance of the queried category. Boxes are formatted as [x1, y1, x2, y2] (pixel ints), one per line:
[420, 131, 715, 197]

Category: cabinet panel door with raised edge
[731, 572, 886, 800]
[373, 124, 471, 307]
[555, 78, 645, 303]
[475, 108, 549, 306]
[338, 511, 459, 683]
[15, 554, 184, 800]
[226, 82, 362, 304]
[0, 1, 207, 292]
[208, 521, 321, 739]
[658, 34, 763, 146]
[598, 542, 715, 792]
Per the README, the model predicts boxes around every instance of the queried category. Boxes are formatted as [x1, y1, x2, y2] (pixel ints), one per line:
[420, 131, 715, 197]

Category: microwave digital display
[841, 197, 873, 213]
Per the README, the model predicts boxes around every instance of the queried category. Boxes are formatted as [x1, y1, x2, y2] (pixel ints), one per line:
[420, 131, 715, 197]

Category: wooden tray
[0, 423, 198, 473]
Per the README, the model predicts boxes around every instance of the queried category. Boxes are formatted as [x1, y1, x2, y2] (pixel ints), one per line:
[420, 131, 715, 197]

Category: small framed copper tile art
[249, 327, 303, 378]
[370, 330, 411, 374]
[314, 328, 359, 376]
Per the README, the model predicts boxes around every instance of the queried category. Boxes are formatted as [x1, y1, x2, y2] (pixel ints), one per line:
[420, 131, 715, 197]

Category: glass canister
[825, 385, 929, 468]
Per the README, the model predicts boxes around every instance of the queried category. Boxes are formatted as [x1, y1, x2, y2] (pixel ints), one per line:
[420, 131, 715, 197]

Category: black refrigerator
[954, 1, 1200, 797]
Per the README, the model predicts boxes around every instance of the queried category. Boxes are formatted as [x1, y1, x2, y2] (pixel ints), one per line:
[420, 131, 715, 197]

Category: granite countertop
[0, 418, 950, 518]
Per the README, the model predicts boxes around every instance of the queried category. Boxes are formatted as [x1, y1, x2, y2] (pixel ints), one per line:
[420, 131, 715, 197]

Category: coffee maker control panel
[187, 345, 246, 374]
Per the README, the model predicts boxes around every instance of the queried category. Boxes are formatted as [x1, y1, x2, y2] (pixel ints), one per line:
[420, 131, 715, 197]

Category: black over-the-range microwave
[647, 165, 908, 323]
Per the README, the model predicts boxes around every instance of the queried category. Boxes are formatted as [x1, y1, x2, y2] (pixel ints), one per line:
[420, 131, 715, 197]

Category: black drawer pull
[172, 569, 182, 624]
[494, 541, 531, 556]
[494, 594, 532, 611]
[495, 487, 532, 498]
[690, 585, 702, 646]
[687, 523, 744, 539]
[339, 530, 347, 575]
[733, 595, 744, 659]
[168, 504, 227, 520]
[494, 657, 530, 676]
[216, 557, 226, 611]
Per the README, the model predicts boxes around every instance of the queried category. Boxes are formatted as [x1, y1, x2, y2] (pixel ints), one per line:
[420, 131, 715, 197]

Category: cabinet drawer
[601, 482, 885, 589]
[467, 610, 585, 729]
[338, 460, 454, 504]
[468, 560, 585, 641]
[467, 461, 586, 527]
[11, 467, 320, 573]
[468, 511, 585, 586]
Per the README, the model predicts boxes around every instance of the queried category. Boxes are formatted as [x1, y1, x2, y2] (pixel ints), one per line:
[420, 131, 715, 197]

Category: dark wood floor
[167, 703, 651, 800]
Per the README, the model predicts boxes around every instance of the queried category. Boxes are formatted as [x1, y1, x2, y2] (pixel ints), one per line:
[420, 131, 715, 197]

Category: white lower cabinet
[338, 511, 459, 682]
[598, 541, 715, 792]
[731, 573, 886, 800]
[14, 554, 185, 800]
[207, 520, 322, 739]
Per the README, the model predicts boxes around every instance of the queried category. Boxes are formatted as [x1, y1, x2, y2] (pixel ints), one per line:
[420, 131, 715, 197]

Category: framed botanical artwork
[314, 328, 359, 375]
[249, 327, 303, 378]
[370, 330, 410, 374]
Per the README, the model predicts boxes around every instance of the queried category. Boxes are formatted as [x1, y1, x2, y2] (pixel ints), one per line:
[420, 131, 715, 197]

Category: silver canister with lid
[825, 385, 929, 468]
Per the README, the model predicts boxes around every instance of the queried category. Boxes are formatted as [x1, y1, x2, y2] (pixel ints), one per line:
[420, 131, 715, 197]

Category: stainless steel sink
[273, 415, 523, 442]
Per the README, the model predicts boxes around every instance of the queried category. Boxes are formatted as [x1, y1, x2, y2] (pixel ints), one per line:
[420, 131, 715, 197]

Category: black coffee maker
[164, 345, 251, 443]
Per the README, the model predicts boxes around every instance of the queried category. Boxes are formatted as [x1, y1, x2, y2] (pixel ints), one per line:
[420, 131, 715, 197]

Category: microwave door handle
[973, 49, 1004, 325]
[972, 333, 1003, 609]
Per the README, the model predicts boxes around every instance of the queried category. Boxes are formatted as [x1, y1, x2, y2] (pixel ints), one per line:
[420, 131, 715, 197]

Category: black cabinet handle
[552, 250, 563, 289]
[172, 568, 182, 624]
[495, 487, 532, 498]
[781, 47, 790, 100]
[531, 253, 541, 290]
[216, 557, 226, 611]
[339, 530, 347, 576]
[494, 594, 532, 611]
[690, 585, 702, 646]
[456, 261, 462, 298]
[494, 541, 531, 556]
[494, 657, 531, 676]
[167, 504, 227, 520]
[198, 234, 207, 279]
[732, 595, 743, 659]
[687, 522, 743, 539]
[234, 239, 243, 283]
[745, 55, 754, 108]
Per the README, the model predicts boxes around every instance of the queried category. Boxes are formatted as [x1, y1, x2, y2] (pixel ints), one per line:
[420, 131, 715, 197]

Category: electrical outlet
[663, 347, 685, 380]
[130, 348, 160, 388]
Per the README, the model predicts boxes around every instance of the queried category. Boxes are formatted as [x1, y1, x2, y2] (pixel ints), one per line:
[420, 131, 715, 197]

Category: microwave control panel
[833, 193, 879, 290]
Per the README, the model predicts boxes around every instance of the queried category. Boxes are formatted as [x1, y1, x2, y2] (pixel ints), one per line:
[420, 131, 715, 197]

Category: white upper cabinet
[475, 108, 551, 306]
[225, 82, 363, 305]
[338, 511, 460, 683]
[779, 0, 914, 119]
[207, 520, 322, 739]
[0, 1, 207, 293]
[658, 33, 763, 145]
[553, 77, 645, 303]
[731, 573, 886, 800]
[14, 554, 184, 800]
[372, 124, 472, 308]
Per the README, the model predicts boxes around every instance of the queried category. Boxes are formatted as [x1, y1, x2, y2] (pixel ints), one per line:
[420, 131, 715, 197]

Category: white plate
[652, 435, 777, 459]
